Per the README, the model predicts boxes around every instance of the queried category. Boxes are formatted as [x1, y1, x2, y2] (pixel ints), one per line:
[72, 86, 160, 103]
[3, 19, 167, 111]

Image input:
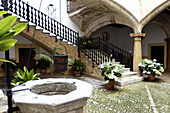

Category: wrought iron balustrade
[1, 0, 79, 45]
[79, 36, 132, 69]
[91, 37, 132, 68]
[67, 0, 83, 12]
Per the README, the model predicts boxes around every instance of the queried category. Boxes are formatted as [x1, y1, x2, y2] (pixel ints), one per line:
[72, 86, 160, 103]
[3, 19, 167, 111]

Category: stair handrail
[91, 37, 132, 68]
[79, 41, 113, 66]
[1, 0, 79, 46]
[92, 37, 131, 55]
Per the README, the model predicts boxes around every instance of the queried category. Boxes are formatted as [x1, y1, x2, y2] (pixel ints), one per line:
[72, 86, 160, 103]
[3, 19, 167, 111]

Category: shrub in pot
[35, 53, 54, 74]
[99, 62, 124, 89]
[72, 58, 85, 76]
[138, 59, 164, 81]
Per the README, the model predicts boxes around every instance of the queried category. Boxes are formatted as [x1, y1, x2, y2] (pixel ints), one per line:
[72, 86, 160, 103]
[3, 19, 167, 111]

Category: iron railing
[92, 37, 132, 68]
[80, 44, 112, 66]
[1, 0, 79, 45]
[79, 36, 132, 69]
[0, 0, 132, 69]
[67, 0, 83, 13]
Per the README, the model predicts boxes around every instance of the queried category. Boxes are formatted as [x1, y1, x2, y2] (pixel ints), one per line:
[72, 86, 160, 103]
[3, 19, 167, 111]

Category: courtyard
[0, 72, 170, 113]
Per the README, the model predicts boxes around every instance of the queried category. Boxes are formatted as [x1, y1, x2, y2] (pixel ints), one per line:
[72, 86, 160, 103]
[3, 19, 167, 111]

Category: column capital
[130, 33, 146, 38]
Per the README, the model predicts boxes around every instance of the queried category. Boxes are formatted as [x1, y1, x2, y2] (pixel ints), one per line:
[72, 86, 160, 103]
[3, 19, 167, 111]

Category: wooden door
[19, 48, 36, 70]
[151, 46, 164, 66]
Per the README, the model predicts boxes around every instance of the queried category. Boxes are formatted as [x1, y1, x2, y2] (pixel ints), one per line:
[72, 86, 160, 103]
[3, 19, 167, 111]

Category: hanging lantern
[46, 0, 56, 19]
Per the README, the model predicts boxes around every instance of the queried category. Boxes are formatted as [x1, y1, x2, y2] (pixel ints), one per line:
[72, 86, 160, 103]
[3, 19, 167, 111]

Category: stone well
[12, 78, 93, 113]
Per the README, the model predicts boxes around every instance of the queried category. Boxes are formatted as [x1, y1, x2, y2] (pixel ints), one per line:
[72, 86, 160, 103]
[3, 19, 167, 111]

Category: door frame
[15, 44, 40, 63]
[148, 43, 167, 69]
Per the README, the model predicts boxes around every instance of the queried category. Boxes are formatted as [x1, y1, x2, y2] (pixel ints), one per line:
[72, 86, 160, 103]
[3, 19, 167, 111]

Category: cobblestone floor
[0, 72, 170, 113]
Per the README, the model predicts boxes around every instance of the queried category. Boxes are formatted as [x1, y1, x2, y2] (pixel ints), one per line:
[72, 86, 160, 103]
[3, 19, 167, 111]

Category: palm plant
[35, 53, 54, 73]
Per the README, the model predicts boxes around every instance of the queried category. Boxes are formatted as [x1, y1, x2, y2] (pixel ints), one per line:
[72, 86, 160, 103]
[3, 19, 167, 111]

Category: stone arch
[85, 12, 134, 37]
[141, 1, 170, 29]
[74, 0, 140, 36]
[149, 13, 170, 38]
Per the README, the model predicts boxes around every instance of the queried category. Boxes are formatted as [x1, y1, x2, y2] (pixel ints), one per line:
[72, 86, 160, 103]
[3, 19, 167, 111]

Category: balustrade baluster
[56, 22, 59, 36]
[22, 1, 25, 18]
[1, 0, 3, 7]
[92, 49, 94, 62]
[41, 12, 43, 28]
[95, 48, 97, 64]
[44, 14, 47, 30]
[38, 10, 40, 26]
[73, 32, 75, 44]
[54, 20, 56, 35]
[67, 29, 70, 42]
[34, 9, 37, 25]
[51, 18, 53, 33]
[14, 0, 17, 14]
[70, 30, 72, 43]
[62, 25, 64, 39]
[26, 2, 29, 21]
[59, 23, 62, 38]
[65, 27, 67, 41]
[30, 7, 33, 23]
[18, 0, 21, 16]
[47, 16, 50, 31]
[9, 0, 13, 11]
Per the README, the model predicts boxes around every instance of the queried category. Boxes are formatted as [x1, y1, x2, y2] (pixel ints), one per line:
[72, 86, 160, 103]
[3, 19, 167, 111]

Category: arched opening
[91, 24, 134, 53]
[142, 23, 168, 69]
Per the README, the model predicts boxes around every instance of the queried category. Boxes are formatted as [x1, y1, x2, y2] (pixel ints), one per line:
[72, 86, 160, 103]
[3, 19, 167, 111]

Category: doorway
[151, 46, 164, 65]
[19, 48, 36, 70]
[15, 44, 39, 70]
[148, 43, 167, 69]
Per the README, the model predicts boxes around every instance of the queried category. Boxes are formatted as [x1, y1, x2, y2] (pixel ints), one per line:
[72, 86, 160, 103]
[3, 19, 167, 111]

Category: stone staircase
[80, 50, 143, 87]
[0, 3, 143, 86]
[15, 18, 78, 58]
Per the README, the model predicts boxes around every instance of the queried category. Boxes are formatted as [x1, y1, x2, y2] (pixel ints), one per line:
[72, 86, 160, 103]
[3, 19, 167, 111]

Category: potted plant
[72, 58, 85, 76]
[35, 53, 54, 74]
[11, 66, 40, 86]
[79, 36, 93, 49]
[99, 62, 124, 89]
[138, 59, 164, 81]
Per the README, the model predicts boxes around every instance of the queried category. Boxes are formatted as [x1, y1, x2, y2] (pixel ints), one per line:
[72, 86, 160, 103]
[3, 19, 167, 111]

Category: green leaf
[0, 16, 17, 37]
[29, 69, 34, 80]
[24, 66, 27, 72]
[10, 23, 28, 36]
[0, 59, 16, 66]
[0, 11, 8, 17]
[0, 32, 15, 41]
[0, 39, 17, 52]
[11, 82, 17, 86]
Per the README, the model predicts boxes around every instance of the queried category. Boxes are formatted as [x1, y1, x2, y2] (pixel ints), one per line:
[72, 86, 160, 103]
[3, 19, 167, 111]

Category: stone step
[123, 71, 137, 77]
[123, 68, 130, 72]
[115, 75, 143, 86]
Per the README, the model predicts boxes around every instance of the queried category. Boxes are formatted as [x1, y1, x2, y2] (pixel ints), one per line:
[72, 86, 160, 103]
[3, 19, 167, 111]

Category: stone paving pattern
[0, 72, 170, 113]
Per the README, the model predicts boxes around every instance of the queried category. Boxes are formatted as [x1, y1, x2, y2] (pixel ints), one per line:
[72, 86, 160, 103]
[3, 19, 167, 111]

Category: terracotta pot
[74, 71, 81, 77]
[41, 69, 46, 74]
[105, 81, 115, 90]
[148, 74, 155, 81]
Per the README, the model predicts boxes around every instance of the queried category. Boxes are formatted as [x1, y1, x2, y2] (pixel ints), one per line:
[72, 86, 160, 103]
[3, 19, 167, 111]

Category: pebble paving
[0, 75, 170, 113]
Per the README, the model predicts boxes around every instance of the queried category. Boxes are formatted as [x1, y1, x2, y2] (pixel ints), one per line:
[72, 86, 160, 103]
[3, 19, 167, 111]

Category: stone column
[165, 38, 170, 71]
[130, 33, 146, 74]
